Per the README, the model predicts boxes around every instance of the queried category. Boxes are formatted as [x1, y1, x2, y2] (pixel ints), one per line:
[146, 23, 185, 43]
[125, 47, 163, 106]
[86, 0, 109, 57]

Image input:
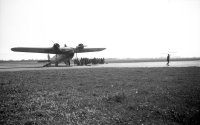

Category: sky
[0, 0, 200, 60]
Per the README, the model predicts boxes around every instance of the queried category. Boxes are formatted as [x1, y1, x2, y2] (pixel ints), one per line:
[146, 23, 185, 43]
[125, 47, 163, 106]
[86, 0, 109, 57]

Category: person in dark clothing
[167, 54, 170, 66]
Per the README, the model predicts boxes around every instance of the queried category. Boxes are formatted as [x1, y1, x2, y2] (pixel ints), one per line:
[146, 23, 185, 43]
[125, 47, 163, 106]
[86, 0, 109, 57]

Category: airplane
[11, 43, 106, 67]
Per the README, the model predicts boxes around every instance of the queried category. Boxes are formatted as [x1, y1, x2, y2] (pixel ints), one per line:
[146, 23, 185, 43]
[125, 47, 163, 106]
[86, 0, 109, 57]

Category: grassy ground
[0, 67, 200, 125]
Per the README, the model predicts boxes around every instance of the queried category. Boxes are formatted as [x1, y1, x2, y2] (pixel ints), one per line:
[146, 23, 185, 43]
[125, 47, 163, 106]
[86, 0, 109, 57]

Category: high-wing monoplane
[11, 43, 106, 67]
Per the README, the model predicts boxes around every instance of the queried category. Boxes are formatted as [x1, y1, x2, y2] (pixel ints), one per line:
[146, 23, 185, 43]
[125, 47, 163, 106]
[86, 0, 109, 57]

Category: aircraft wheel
[64, 60, 70, 66]
[55, 62, 58, 67]
[68, 60, 70, 66]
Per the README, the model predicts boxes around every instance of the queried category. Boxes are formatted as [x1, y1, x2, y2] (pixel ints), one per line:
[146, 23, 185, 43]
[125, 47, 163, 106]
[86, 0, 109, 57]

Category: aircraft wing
[76, 48, 106, 53]
[11, 47, 56, 54]
[11, 47, 105, 54]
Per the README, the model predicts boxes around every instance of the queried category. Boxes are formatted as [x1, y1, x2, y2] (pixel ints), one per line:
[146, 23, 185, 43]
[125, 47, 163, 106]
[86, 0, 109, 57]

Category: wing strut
[55, 54, 58, 67]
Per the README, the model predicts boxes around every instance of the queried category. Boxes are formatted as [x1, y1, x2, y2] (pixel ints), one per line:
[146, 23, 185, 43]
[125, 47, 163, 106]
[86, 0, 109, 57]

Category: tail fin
[38, 54, 50, 63]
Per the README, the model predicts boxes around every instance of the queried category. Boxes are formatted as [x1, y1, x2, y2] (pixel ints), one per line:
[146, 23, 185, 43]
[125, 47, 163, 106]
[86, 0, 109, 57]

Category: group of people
[73, 58, 105, 66]
[72, 54, 170, 66]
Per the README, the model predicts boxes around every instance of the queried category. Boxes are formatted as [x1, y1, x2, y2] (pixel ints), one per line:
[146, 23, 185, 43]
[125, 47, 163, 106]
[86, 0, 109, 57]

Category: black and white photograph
[0, 0, 200, 124]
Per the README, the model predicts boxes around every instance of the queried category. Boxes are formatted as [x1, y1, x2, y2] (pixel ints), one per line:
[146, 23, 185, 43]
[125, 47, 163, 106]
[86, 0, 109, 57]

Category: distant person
[167, 54, 170, 66]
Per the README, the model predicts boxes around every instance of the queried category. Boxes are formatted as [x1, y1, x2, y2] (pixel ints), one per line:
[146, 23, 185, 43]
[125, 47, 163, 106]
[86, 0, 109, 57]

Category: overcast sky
[0, 0, 199, 60]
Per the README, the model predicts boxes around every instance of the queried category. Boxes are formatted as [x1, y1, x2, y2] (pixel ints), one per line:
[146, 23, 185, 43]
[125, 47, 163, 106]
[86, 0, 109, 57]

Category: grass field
[0, 67, 200, 125]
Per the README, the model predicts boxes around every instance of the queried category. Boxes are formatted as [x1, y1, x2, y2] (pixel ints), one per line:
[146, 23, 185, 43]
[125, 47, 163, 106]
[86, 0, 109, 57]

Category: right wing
[75, 48, 106, 53]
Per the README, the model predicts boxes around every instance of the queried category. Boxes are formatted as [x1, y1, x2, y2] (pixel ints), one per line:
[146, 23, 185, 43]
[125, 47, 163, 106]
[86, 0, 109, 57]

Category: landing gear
[55, 62, 58, 67]
[64, 59, 70, 66]
[68, 60, 70, 66]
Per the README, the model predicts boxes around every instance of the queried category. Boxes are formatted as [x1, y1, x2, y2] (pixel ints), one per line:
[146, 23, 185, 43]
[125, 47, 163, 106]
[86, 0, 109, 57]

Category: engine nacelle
[53, 43, 61, 53]
[77, 43, 84, 49]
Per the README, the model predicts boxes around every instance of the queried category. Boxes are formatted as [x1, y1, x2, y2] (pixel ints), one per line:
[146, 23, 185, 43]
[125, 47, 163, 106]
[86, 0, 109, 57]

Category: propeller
[53, 43, 60, 51]
[73, 43, 86, 65]
[75, 43, 87, 59]
[50, 41, 61, 53]
[76, 43, 87, 49]
[50, 42, 60, 66]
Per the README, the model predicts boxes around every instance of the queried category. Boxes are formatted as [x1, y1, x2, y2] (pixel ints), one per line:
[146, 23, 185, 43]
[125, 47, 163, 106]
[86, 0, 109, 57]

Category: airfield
[0, 60, 200, 124]
[0, 60, 200, 72]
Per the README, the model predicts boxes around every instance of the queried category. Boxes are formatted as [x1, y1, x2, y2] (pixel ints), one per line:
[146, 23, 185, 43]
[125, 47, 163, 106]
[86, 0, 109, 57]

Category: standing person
[167, 54, 170, 66]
